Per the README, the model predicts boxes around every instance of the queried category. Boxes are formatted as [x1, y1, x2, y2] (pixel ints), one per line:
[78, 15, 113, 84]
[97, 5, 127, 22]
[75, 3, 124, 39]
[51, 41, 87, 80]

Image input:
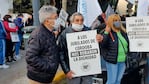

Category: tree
[13, 0, 32, 13]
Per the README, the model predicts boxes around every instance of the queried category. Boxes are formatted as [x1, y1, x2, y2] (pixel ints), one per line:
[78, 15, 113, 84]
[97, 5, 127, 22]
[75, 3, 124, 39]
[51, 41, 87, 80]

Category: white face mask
[8, 18, 13, 22]
[71, 23, 84, 31]
[52, 19, 60, 31]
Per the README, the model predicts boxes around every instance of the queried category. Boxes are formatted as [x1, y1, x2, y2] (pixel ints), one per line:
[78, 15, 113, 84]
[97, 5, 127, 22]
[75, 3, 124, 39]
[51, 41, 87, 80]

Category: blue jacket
[14, 18, 24, 34]
[101, 30, 129, 64]
[0, 20, 6, 39]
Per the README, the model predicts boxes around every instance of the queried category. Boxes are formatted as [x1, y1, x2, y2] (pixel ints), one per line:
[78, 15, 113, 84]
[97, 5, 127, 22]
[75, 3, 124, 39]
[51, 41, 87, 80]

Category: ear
[45, 19, 49, 23]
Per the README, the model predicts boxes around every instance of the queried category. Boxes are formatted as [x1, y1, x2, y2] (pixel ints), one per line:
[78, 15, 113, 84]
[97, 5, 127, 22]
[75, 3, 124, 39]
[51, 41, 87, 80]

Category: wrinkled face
[72, 15, 84, 25]
[46, 13, 58, 28]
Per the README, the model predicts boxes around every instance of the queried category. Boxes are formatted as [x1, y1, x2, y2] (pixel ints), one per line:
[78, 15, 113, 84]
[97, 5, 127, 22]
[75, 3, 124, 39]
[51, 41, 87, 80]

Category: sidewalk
[0, 50, 66, 84]
[0, 50, 27, 84]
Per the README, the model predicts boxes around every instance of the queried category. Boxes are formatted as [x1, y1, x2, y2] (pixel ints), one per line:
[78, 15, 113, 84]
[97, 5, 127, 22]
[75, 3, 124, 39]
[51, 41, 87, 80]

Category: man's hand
[96, 34, 103, 43]
[66, 71, 75, 79]
[53, 31, 59, 36]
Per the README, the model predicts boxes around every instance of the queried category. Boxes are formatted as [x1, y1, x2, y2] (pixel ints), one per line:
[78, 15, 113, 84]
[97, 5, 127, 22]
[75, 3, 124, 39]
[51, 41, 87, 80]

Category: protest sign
[58, 9, 68, 27]
[9, 23, 19, 42]
[66, 30, 101, 77]
[126, 17, 149, 52]
[59, 9, 68, 21]
[10, 32, 19, 42]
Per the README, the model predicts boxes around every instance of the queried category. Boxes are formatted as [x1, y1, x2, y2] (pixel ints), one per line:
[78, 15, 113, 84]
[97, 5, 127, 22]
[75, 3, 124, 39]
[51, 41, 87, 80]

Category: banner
[128, 0, 135, 4]
[126, 17, 149, 52]
[66, 30, 101, 77]
[137, 0, 149, 16]
[57, 9, 69, 27]
[77, 0, 102, 27]
[105, 4, 115, 19]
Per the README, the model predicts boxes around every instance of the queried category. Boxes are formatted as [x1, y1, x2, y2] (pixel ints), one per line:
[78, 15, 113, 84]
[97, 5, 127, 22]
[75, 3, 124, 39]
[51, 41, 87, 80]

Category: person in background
[25, 5, 60, 84]
[58, 12, 103, 84]
[14, 13, 24, 60]
[0, 15, 9, 68]
[91, 13, 107, 84]
[100, 14, 129, 84]
[25, 14, 33, 26]
[3, 15, 18, 62]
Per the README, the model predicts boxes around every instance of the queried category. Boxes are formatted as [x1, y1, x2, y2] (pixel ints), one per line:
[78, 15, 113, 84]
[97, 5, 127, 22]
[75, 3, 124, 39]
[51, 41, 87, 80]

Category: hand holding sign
[66, 71, 75, 79]
[66, 30, 101, 77]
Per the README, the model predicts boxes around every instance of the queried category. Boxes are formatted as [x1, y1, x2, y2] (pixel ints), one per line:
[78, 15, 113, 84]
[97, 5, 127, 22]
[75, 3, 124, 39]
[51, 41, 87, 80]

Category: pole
[44, 0, 50, 5]
[62, 0, 67, 10]
[32, 0, 40, 26]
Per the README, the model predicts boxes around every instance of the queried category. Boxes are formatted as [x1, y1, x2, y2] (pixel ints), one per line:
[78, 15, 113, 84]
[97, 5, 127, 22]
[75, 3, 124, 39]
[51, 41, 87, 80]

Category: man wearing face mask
[14, 13, 24, 60]
[58, 12, 103, 84]
[25, 5, 60, 84]
[100, 14, 129, 84]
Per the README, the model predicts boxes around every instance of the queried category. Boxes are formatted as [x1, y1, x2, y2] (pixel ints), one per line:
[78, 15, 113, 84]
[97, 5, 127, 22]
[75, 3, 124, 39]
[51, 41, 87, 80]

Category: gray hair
[39, 5, 57, 23]
[69, 12, 84, 22]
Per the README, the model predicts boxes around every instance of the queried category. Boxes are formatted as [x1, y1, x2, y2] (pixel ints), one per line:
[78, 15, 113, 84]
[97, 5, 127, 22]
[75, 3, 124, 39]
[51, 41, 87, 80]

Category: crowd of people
[25, 5, 130, 84]
[0, 13, 32, 69]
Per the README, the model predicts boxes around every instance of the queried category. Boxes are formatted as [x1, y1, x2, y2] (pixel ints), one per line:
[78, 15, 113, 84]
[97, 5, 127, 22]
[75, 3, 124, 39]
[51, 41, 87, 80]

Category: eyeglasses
[74, 19, 84, 22]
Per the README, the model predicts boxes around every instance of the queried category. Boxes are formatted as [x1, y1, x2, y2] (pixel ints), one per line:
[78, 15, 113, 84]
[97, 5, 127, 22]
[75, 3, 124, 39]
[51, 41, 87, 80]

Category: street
[0, 50, 66, 84]
[0, 50, 28, 84]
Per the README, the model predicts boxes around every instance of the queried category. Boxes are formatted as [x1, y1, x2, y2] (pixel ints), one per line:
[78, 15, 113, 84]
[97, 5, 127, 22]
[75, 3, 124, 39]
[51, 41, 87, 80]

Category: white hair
[39, 5, 57, 23]
[69, 12, 84, 22]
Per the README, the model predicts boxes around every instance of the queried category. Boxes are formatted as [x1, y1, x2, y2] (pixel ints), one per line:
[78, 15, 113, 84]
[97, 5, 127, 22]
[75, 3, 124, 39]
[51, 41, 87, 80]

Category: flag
[128, 0, 135, 4]
[137, 0, 149, 16]
[77, 0, 102, 27]
[105, 4, 115, 19]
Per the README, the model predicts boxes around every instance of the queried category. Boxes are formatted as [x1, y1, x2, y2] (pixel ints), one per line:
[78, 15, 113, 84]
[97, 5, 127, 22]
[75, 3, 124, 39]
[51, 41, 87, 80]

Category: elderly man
[25, 5, 59, 84]
[58, 12, 103, 84]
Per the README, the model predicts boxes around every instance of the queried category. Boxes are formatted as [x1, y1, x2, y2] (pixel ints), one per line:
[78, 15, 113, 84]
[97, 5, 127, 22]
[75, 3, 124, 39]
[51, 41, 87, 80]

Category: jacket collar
[40, 24, 54, 35]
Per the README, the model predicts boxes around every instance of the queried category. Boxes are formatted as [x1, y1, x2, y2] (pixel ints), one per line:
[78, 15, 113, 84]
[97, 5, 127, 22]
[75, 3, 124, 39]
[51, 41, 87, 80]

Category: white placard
[9, 23, 16, 28]
[10, 32, 19, 42]
[66, 30, 101, 77]
[126, 17, 149, 52]
[59, 9, 68, 21]
[58, 9, 68, 27]
[56, 18, 65, 27]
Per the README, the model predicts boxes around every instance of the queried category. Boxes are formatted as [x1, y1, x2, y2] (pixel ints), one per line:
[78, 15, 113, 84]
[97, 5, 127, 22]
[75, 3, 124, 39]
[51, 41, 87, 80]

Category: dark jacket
[0, 20, 6, 39]
[25, 24, 59, 83]
[57, 26, 89, 74]
[101, 30, 129, 64]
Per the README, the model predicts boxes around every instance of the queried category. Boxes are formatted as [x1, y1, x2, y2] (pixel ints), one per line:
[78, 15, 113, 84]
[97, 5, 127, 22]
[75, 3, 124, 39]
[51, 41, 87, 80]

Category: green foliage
[13, 0, 33, 13]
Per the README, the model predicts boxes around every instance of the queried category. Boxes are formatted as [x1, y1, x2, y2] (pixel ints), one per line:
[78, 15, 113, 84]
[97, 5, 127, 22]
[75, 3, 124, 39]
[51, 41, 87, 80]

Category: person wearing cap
[25, 5, 60, 84]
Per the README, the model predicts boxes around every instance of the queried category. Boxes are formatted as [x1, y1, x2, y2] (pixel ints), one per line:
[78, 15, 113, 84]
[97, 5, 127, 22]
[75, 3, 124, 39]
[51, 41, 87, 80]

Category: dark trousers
[6, 39, 14, 61]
